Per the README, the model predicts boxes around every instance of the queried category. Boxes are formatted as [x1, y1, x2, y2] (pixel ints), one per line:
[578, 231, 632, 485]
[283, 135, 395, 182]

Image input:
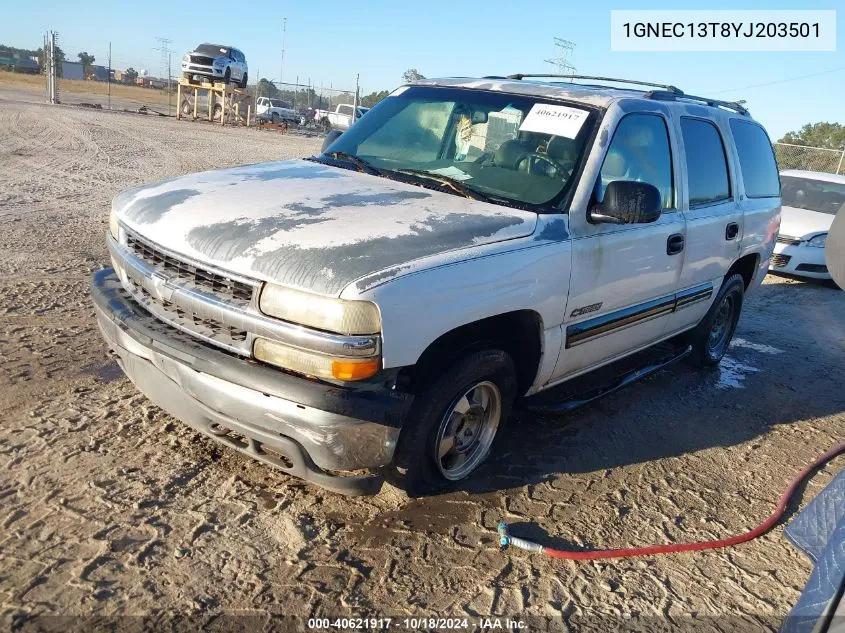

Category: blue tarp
[781, 469, 845, 633]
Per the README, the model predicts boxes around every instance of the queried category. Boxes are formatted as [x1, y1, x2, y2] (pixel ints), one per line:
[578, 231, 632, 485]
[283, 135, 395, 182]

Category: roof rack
[645, 90, 749, 116]
[506, 73, 683, 94]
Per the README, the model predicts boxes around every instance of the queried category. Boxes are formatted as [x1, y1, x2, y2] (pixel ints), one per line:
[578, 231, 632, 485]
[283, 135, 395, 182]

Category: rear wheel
[223, 67, 231, 85]
[240, 72, 248, 89]
[685, 273, 745, 367]
[391, 349, 516, 496]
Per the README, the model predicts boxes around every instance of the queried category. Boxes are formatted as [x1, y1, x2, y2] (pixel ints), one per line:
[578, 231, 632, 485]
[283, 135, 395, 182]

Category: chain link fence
[773, 142, 845, 175]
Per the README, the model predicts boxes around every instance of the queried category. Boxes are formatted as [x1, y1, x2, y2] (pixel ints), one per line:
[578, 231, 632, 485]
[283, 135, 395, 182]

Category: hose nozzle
[496, 521, 544, 553]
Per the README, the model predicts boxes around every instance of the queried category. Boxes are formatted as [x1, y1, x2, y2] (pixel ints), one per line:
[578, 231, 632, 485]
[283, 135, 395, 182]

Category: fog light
[253, 338, 380, 381]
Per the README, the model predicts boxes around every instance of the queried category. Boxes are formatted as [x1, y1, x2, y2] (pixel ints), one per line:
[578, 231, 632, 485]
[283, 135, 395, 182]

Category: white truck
[93, 75, 780, 496]
[314, 103, 370, 130]
[255, 97, 298, 124]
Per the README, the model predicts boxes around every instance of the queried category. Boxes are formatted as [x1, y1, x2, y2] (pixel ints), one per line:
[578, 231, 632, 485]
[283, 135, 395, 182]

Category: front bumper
[181, 63, 225, 78]
[770, 242, 831, 280]
[91, 268, 412, 495]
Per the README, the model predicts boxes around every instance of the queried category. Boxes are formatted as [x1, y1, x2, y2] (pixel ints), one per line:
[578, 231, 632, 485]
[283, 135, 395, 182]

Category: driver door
[551, 111, 685, 381]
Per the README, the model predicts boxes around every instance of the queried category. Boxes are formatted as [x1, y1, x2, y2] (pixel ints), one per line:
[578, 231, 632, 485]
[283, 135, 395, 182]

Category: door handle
[667, 233, 685, 255]
[726, 222, 740, 240]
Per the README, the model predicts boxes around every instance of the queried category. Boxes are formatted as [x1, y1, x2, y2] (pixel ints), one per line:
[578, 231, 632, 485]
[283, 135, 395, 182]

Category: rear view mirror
[591, 180, 662, 225]
[321, 129, 343, 154]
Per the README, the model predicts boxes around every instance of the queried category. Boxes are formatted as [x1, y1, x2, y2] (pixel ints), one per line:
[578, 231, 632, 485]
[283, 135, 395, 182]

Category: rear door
[551, 110, 685, 381]
[666, 115, 743, 334]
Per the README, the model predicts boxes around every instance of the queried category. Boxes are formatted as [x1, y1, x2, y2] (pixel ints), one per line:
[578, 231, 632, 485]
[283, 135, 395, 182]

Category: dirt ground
[1, 90, 843, 633]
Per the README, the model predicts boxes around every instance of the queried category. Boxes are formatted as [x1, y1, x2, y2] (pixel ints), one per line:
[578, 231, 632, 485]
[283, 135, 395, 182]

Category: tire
[391, 349, 517, 496]
[223, 67, 231, 85]
[270, 112, 279, 124]
[240, 72, 248, 89]
[685, 273, 745, 367]
[212, 103, 223, 122]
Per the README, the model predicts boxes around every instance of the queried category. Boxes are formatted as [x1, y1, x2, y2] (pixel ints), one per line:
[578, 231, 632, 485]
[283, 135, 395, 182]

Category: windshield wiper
[395, 168, 499, 203]
[323, 151, 384, 176]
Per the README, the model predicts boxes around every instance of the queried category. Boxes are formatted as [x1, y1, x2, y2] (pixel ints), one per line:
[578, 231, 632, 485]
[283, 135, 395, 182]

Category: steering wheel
[517, 152, 569, 178]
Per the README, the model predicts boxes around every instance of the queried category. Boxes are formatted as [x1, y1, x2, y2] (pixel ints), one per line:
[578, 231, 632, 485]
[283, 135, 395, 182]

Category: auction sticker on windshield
[519, 103, 589, 138]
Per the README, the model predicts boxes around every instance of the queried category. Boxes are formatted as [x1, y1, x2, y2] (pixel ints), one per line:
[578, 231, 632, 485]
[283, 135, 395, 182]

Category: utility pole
[153, 36, 173, 85]
[280, 17, 287, 87]
[107, 41, 111, 110]
[167, 52, 172, 116]
[352, 74, 360, 125]
[544, 37, 576, 76]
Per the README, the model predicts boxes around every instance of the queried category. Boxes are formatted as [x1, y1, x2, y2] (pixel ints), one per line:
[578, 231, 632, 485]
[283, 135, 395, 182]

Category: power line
[711, 66, 845, 95]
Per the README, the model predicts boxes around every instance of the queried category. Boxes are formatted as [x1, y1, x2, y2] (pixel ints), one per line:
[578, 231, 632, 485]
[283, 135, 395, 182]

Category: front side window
[681, 118, 731, 207]
[598, 113, 674, 209]
[730, 120, 780, 198]
[326, 86, 596, 207]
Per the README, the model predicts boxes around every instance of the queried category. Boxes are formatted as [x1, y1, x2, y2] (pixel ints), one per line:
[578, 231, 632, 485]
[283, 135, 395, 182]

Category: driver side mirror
[590, 180, 662, 225]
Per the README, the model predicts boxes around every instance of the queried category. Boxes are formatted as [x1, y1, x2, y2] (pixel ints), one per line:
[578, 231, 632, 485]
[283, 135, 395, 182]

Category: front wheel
[685, 273, 745, 367]
[223, 67, 231, 85]
[391, 349, 517, 496]
[240, 72, 248, 89]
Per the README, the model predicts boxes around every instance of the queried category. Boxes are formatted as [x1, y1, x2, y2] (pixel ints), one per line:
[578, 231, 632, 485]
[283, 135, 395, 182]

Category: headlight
[259, 284, 381, 335]
[109, 208, 120, 240]
[806, 233, 827, 248]
[253, 338, 381, 381]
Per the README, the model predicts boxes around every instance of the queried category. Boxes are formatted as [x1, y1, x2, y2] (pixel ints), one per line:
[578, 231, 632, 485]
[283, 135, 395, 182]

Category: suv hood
[114, 159, 538, 296]
[780, 205, 835, 239]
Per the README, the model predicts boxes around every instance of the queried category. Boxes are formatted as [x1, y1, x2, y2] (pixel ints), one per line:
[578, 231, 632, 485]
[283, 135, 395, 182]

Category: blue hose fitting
[498, 521, 510, 547]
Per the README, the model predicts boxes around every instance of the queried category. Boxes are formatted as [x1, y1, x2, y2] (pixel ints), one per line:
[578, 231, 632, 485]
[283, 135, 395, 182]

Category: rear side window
[730, 120, 780, 198]
[681, 118, 731, 207]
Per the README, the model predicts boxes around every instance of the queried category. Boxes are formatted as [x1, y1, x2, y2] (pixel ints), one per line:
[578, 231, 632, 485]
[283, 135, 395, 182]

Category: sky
[3, 0, 842, 139]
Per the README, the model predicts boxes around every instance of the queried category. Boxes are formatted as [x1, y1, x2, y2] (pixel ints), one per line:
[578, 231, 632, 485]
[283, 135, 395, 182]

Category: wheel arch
[727, 252, 760, 289]
[396, 310, 544, 397]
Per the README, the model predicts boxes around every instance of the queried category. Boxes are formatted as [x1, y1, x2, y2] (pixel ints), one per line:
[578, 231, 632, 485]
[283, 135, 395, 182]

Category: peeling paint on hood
[114, 159, 538, 296]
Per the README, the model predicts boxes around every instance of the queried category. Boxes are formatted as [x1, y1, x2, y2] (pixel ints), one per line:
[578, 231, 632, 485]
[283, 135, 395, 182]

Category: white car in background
[771, 170, 845, 281]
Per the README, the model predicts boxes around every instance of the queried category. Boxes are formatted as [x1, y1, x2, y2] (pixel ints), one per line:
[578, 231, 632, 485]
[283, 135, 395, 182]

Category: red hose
[501, 440, 845, 560]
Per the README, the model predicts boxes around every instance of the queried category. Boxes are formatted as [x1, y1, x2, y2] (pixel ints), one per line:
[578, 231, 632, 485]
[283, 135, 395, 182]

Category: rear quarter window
[730, 120, 780, 198]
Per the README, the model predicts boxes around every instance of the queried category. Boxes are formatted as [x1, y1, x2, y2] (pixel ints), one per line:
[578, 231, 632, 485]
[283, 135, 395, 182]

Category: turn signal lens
[331, 358, 381, 381]
[253, 337, 380, 382]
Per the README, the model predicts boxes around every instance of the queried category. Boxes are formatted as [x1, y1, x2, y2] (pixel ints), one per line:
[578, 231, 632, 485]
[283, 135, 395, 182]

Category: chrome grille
[777, 234, 800, 245]
[126, 231, 255, 306]
[128, 279, 249, 350]
[771, 253, 792, 268]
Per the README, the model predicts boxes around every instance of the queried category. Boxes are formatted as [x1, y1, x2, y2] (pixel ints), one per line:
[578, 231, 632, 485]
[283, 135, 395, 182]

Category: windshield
[269, 99, 289, 108]
[324, 86, 595, 208]
[195, 44, 228, 57]
[781, 175, 845, 215]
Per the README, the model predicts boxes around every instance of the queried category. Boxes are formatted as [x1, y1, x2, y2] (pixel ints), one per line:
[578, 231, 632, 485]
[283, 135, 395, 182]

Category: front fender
[346, 219, 572, 376]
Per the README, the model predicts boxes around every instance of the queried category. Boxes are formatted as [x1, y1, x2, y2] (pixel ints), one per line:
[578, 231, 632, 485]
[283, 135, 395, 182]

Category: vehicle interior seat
[493, 139, 532, 170]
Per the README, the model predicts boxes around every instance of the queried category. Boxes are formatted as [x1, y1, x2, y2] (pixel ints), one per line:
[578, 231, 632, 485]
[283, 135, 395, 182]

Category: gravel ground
[1, 92, 843, 633]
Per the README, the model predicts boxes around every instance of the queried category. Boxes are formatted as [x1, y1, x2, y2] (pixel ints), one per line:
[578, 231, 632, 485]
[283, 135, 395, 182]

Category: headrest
[494, 140, 529, 170]
[602, 149, 628, 179]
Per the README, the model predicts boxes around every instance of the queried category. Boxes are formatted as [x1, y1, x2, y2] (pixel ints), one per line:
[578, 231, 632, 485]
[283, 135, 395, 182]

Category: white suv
[93, 75, 780, 496]
[181, 44, 248, 88]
